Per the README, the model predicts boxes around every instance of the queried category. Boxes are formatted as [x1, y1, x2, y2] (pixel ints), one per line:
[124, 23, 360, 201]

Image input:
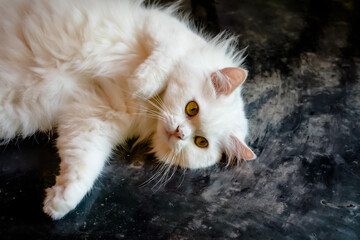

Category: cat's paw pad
[43, 184, 83, 220]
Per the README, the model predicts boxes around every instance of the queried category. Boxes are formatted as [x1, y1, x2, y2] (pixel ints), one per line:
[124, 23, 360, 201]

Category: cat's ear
[226, 136, 256, 161]
[210, 67, 248, 96]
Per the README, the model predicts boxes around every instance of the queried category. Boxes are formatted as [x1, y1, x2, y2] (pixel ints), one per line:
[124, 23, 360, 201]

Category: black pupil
[195, 137, 207, 148]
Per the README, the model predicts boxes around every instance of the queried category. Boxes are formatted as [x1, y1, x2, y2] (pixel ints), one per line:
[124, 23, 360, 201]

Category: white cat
[0, 0, 256, 219]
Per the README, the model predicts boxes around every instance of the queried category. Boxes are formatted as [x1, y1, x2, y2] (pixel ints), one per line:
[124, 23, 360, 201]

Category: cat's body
[0, 0, 255, 219]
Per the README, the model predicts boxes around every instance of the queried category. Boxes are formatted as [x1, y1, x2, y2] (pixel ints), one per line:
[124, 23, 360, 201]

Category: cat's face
[151, 62, 254, 169]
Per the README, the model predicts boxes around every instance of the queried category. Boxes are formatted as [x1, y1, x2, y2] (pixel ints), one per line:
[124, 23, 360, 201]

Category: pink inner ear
[231, 136, 256, 161]
[239, 141, 256, 161]
[211, 67, 248, 95]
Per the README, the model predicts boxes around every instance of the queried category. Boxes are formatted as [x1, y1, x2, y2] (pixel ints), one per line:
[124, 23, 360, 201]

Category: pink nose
[173, 126, 184, 139]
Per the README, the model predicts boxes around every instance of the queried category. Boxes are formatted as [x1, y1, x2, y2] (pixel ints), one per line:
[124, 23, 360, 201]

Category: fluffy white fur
[0, 0, 255, 219]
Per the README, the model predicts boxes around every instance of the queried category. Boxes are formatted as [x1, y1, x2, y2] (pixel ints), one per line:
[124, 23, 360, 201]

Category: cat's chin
[152, 146, 190, 168]
[158, 125, 186, 151]
[152, 125, 222, 169]
[151, 130, 190, 168]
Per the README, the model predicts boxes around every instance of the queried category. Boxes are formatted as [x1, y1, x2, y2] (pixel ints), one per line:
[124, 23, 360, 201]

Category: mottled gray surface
[0, 0, 359, 239]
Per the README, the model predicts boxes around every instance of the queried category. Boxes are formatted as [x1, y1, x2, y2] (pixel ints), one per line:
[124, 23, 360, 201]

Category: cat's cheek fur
[185, 146, 222, 169]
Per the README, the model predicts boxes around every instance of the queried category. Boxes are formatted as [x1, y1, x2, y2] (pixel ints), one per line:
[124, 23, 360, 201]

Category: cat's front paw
[129, 64, 167, 99]
[43, 183, 84, 220]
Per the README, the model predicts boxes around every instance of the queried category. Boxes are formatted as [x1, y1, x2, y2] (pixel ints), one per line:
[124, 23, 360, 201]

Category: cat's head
[151, 60, 256, 169]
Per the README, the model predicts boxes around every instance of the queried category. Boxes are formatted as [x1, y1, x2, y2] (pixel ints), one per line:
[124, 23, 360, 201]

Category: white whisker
[162, 153, 178, 186]
[152, 160, 173, 189]
[151, 151, 178, 190]
[140, 151, 171, 188]
[145, 98, 165, 114]
[153, 95, 172, 115]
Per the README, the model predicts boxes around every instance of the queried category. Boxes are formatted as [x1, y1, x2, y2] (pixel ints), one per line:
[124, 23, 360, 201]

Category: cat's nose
[174, 126, 184, 140]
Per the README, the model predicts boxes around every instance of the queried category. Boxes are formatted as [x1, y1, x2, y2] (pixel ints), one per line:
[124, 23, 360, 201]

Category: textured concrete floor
[0, 0, 359, 239]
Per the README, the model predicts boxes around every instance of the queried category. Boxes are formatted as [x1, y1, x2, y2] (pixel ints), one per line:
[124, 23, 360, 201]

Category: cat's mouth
[164, 128, 181, 143]
[165, 129, 173, 140]
[164, 127, 184, 141]
[159, 125, 173, 143]
[161, 126, 184, 151]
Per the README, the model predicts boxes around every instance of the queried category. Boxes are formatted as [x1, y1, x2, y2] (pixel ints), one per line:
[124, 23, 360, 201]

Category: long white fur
[0, 0, 250, 219]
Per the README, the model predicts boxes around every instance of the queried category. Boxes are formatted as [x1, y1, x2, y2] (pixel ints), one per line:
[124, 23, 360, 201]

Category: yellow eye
[185, 101, 199, 117]
[194, 136, 208, 148]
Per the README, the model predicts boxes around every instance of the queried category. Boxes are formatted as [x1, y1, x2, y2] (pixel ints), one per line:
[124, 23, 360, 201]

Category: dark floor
[1, 0, 360, 239]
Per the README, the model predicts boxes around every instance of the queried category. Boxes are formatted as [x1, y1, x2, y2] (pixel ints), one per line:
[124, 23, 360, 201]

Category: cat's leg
[43, 110, 121, 219]
[129, 46, 172, 99]
[129, 13, 194, 99]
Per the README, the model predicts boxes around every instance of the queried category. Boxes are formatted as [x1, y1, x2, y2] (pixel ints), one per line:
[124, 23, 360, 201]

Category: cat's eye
[194, 136, 208, 148]
[185, 101, 199, 117]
